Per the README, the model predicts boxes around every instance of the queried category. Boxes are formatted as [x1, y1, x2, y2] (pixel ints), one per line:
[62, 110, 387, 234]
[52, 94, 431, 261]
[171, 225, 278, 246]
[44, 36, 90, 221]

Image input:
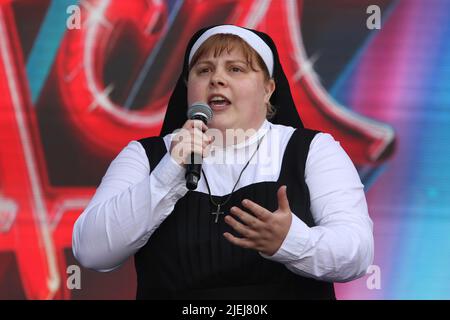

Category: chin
[210, 119, 236, 132]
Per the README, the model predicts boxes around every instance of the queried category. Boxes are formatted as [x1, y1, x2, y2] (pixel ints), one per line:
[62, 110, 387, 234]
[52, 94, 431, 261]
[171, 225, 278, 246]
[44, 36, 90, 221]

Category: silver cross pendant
[211, 204, 224, 223]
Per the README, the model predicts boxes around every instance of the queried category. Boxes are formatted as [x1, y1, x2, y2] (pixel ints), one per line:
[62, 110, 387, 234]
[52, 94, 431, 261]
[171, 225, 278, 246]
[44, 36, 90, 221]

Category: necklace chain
[201, 129, 268, 222]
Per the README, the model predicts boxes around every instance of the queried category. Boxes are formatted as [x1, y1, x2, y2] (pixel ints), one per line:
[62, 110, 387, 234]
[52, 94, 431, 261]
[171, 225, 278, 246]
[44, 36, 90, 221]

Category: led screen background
[0, 0, 449, 299]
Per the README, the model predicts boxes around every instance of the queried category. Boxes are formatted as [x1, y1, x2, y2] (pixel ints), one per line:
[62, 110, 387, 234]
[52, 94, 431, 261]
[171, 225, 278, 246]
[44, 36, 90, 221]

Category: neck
[210, 120, 267, 148]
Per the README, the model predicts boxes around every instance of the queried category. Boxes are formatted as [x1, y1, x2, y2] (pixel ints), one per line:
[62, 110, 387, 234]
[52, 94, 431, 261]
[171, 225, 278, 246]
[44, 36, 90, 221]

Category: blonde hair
[188, 34, 276, 120]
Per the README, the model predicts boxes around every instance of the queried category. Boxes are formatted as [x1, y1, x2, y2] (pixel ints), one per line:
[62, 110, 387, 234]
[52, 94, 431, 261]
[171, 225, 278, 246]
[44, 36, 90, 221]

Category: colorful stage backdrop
[0, 0, 449, 299]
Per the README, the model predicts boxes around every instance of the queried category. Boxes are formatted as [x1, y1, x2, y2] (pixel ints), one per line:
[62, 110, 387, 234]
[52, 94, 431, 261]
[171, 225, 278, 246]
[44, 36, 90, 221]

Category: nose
[210, 69, 227, 87]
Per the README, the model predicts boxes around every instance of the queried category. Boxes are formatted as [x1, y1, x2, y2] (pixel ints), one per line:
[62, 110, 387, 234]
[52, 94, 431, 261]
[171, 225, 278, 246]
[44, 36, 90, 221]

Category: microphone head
[187, 102, 213, 123]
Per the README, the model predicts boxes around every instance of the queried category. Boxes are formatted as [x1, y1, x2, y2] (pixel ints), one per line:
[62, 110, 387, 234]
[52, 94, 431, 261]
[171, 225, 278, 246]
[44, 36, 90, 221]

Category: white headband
[188, 25, 274, 77]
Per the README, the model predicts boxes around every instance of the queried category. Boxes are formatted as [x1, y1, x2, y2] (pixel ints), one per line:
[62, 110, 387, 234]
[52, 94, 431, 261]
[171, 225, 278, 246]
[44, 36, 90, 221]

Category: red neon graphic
[0, 0, 394, 299]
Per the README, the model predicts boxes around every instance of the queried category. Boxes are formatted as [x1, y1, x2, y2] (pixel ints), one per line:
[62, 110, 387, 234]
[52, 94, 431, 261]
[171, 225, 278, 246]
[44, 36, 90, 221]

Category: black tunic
[135, 128, 335, 299]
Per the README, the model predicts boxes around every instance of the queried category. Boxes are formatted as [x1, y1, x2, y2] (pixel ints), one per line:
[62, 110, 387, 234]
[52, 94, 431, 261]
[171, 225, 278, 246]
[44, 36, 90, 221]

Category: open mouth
[208, 95, 231, 110]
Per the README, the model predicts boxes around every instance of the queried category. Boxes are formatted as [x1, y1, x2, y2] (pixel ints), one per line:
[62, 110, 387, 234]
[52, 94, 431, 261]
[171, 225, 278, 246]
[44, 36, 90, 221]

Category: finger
[183, 120, 195, 130]
[224, 215, 256, 239]
[186, 119, 198, 129]
[200, 134, 213, 147]
[191, 129, 212, 146]
[241, 199, 272, 222]
[230, 206, 261, 229]
[202, 139, 211, 150]
[191, 119, 208, 132]
[203, 142, 212, 157]
[175, 128, 191, 141]
[206, 134, 215, 144]
[191, 136, 211, 154]
[277, 185, 291, 212]
[223, 232, 254, 250]
[191, 129, 206, 146]
[192, 126, 204, 138]
[200, 121, 209, 132]
[188, 129, 208, 150]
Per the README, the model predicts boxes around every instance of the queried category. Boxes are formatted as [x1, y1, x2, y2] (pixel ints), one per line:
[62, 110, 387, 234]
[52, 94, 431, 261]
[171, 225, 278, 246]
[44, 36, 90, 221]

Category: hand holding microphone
[169, 103, 213, 190]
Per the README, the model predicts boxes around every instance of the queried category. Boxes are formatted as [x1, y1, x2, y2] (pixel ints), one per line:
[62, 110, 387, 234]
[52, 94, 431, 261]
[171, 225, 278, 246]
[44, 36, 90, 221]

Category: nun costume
[72, 25, 374, 300]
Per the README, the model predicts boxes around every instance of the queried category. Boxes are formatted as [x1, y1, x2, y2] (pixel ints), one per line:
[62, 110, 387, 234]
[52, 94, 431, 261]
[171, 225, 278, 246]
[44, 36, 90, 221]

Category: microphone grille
[187, 102, 213, 122]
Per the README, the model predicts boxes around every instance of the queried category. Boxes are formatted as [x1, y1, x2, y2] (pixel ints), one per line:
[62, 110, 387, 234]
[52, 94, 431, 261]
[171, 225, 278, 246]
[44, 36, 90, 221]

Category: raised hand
[223, 185, 293, 256]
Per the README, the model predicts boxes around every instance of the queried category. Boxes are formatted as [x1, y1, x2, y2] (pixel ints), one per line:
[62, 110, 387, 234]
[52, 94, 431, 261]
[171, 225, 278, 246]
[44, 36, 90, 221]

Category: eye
[230, 66, 243, 73]
[197, 67, 211, 74]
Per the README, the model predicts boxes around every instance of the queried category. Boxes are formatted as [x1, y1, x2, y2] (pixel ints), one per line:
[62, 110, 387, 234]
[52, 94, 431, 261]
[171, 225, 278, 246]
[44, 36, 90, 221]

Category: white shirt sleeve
[260, 133, 374, 282]
[72, 140, 189, 272]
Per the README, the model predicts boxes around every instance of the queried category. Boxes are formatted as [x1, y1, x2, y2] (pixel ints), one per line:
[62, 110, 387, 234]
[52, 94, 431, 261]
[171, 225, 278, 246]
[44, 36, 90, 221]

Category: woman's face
[187, 47, 275, 134]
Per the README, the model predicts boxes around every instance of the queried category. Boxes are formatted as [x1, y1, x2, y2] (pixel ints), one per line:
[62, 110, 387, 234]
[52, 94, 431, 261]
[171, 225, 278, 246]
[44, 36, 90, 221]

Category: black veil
[160, 25, 304, 137]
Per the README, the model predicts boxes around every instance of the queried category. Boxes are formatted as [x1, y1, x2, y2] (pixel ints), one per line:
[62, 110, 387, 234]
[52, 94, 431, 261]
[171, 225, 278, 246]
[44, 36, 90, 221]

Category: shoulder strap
[137, 136, 167, 174]
[279, 128, 320, 181]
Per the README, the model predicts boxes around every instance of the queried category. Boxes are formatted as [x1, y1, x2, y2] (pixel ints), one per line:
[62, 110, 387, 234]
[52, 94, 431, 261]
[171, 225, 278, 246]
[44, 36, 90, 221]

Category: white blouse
[72, 120, 374, 282]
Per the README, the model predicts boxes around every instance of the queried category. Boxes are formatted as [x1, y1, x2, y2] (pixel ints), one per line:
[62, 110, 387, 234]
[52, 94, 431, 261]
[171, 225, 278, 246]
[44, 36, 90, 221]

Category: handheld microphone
[185, 102, 213, 190]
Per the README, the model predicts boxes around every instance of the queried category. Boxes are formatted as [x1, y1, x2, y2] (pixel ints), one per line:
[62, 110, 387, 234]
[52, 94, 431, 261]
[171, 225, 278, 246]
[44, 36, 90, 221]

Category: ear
[264, 79, 275, 103]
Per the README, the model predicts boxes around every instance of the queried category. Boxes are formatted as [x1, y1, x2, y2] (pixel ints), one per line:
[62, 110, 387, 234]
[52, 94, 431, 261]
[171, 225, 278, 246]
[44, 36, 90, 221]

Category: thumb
[277, 185, 290, 212]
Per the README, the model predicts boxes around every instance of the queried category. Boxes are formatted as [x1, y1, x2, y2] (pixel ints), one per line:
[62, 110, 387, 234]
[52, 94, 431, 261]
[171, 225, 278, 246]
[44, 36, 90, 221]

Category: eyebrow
[195, 59, 248, 66]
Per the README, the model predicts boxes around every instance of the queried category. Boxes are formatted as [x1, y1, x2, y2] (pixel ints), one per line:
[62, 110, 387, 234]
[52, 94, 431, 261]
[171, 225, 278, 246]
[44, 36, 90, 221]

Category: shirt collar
[223, 119, 271, 151]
